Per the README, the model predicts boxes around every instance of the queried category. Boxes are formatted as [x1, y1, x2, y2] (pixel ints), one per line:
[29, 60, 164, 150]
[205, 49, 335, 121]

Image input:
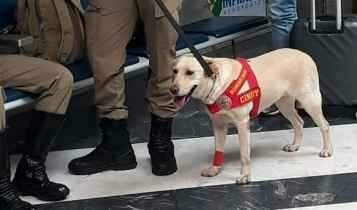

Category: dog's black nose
[170, 85, 179, 95]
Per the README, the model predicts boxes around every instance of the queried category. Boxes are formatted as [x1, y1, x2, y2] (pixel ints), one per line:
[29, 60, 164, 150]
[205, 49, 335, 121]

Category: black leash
[153, 0, 213, 77]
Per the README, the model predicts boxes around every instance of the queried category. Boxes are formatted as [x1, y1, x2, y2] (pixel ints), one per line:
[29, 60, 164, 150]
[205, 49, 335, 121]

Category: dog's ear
[205, 58, 220, 79]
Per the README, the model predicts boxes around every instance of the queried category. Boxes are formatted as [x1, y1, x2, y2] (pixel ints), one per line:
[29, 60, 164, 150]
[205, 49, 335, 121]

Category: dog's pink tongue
[175, 96, 186, 109]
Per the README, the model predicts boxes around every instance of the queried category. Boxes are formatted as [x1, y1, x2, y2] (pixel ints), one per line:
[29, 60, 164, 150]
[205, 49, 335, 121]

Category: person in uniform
[68, 0, 181, 176]
[0, 55, 73, 209]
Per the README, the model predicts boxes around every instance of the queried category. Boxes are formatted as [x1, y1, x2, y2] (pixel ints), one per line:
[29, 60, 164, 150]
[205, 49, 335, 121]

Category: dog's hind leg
[201, 121, 227, 177]
[276, 96, 304, 152]
[297, 93, 333, 158]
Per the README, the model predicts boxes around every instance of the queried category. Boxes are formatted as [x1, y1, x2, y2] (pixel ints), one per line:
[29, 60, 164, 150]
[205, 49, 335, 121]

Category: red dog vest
[207, 58, 261, 118]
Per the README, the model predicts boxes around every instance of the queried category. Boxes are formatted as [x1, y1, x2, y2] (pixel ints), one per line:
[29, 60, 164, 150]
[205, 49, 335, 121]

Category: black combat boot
[148, 114, 177, 176]
[12, 111, 70, 202]
[0, 128, 35, 210]
[68, 118, 137, 175]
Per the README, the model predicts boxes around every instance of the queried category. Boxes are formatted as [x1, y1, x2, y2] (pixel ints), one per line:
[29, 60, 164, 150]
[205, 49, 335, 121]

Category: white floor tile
[11, 124, 357, 204]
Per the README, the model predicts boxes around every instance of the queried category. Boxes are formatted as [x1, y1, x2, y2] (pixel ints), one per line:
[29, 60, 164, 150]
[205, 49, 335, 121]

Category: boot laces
[25, 158, 50, 187]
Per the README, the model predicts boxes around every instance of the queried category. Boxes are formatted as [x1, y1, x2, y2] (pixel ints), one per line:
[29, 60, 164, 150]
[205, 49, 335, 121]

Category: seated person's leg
[0, 87, 34, 210]
[0, 55, 73, 202]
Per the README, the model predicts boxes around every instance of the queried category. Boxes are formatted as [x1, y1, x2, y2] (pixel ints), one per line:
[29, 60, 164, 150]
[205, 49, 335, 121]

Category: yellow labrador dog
[170, 48, 333, 184]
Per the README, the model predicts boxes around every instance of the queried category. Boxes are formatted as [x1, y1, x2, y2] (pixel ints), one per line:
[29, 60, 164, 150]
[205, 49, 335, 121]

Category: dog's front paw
[236, 174, 251, 185]
[201, 166, 221, 177]
[319, 149, 333, 158]
[283, 144, 300, 152]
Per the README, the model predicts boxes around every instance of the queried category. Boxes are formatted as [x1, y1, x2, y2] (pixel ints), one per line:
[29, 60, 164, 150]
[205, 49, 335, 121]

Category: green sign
[208, 0, 223, 16]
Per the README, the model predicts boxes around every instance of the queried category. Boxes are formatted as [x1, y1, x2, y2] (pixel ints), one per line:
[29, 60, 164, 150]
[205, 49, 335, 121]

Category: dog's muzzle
[173, 85, 197, 108]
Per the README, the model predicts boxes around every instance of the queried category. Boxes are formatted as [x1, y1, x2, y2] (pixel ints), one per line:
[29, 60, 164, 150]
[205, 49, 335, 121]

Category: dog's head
[170, 55, 219, 108]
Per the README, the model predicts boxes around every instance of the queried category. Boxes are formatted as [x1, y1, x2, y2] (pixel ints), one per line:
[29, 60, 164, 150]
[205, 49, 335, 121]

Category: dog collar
[207, 58, 261, 118]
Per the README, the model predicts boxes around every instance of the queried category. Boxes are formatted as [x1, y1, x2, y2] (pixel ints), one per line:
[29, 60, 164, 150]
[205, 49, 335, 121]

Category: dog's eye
[186, 70, 194, 76]
[173, 69, 178, 74]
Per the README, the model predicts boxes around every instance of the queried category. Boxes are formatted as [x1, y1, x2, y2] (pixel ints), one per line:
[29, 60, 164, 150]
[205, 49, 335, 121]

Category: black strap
[153, 0, 213, 76]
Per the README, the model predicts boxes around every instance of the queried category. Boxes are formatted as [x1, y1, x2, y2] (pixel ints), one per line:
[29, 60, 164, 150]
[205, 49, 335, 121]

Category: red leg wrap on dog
[212, 151, 224, 166]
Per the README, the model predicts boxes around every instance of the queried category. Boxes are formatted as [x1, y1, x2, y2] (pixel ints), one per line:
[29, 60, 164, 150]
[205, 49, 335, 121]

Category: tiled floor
[21, 124, 357, 210]
[279, 202, 357, 210]
[33, 173, 357, 210]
